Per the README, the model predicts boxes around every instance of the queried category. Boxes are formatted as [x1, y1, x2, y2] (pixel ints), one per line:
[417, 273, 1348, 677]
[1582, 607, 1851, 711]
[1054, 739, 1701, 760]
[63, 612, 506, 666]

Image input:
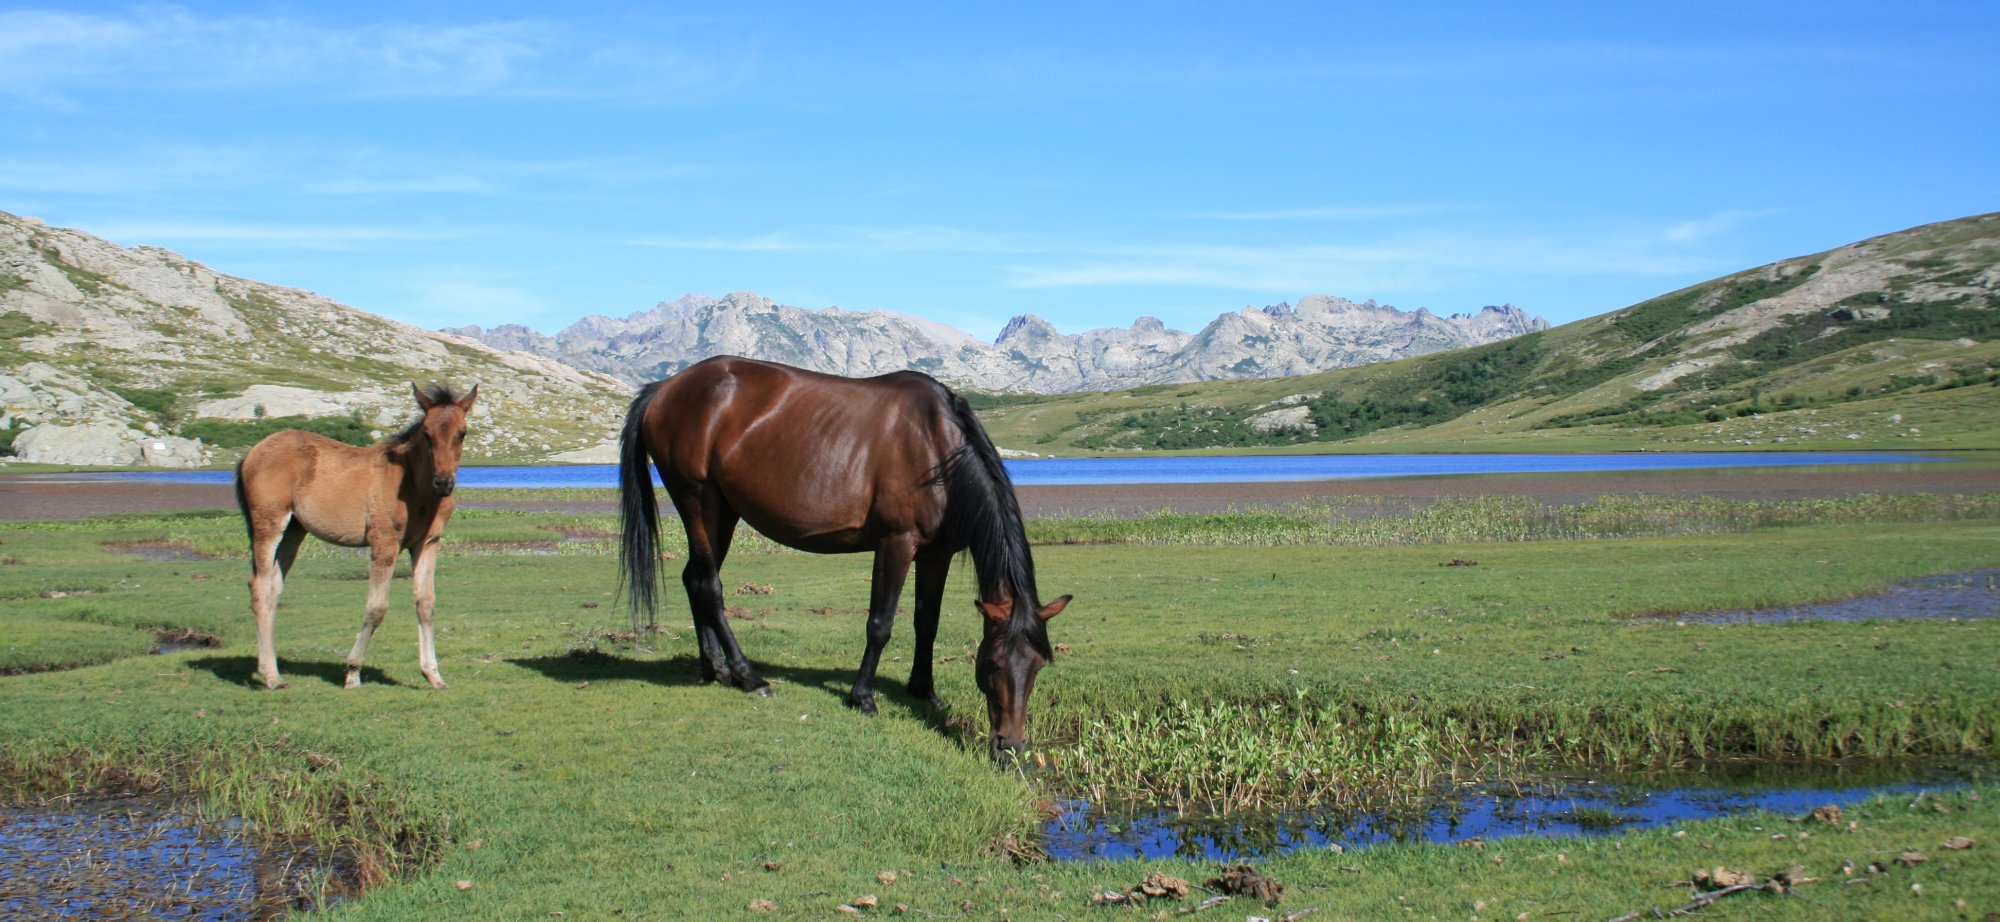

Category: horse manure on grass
[1208, 864, 1284, 903]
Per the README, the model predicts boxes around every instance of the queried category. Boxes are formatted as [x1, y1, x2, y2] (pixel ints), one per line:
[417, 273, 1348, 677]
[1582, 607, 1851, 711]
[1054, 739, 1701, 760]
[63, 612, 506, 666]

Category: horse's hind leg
[247, 513, 300, 689]
[344, 542, 397, 689]
[409, 538, 447, 690]
[674, 489, 769, 695]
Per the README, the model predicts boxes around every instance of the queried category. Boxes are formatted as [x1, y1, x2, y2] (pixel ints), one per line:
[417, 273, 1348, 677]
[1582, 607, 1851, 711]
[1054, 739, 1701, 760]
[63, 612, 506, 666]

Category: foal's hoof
[260, 676, 290, 691]
[423, 673, 449, 690]
[343, 670, 362, 690]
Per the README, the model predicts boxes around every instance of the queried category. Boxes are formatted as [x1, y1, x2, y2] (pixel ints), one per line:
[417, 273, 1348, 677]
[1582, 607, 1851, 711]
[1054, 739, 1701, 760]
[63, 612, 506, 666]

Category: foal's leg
[247, 512, 298, 690]
[409, 537, 447, 690]
[849, 533, 917, 714]
[904, 551, 952, 707]
[674, 489, 768, 695]
[344, 540, 398, 689]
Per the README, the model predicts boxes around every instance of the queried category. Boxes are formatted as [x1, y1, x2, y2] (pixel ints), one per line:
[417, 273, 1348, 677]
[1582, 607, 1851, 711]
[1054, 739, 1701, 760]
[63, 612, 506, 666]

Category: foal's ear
[412, 382, 436, 410]
[457, 384, 479, 412]
[1038, 595, 1072, 621]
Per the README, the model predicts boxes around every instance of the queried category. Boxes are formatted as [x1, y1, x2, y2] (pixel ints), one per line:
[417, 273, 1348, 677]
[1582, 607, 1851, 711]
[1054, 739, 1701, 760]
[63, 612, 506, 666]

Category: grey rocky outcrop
[11, 422, 207, 467]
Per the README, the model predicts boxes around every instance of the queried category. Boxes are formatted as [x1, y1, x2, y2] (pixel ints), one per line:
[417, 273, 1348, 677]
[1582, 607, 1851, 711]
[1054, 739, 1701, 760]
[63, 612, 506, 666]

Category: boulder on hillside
[12, 422, 208, 467]
[192, 384, 386, 421]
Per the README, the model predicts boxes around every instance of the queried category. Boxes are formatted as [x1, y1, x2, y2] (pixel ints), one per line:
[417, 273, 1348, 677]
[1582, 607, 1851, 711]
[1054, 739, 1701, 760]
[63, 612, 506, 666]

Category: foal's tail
[618, 382, 666, 631]
[231, 458, 254, 565]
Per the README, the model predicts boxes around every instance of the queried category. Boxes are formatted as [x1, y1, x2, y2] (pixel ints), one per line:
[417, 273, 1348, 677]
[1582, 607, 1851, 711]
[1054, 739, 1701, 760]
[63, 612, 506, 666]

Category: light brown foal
[234, 383, 477, 690]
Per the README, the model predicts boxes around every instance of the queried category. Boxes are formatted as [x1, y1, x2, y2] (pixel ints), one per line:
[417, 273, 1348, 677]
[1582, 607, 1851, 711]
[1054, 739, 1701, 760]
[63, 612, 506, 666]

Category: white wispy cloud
[404, 277, 550, 327]
[0, 5, 724, 104]
[1192, 204, 1467, 222]
[303, 175, 498, 196]
[622, 225, 1028, 255]
[89, 220, 461, 250]
[1006, 229, 1730, 295]
[1662, 208, 1780, 243]
[623, 232, 807, 253]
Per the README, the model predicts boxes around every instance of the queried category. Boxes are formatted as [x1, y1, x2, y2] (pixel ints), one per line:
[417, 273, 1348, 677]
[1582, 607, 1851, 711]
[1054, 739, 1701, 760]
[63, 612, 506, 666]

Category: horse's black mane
[932, 384, 1054, 660]
[388, 383, 469, 446]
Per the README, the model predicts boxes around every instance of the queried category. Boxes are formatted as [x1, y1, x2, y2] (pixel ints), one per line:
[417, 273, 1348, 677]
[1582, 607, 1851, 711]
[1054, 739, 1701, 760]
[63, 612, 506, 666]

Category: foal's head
[409, 383, 479, 496]
[974, 591, 1070, 762]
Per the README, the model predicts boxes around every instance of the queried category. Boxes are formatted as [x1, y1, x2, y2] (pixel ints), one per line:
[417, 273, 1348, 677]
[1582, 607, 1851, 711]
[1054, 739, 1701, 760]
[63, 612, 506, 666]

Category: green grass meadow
[2, 497, 1998, 919]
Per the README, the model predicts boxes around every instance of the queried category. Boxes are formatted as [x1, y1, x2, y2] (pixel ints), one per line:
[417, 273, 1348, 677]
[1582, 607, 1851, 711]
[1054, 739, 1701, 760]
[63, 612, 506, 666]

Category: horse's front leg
[849, 534, 916, 715]
[345, 541, 397, 689]
[409, 536, 447, 690]
[904, 551, 951, 707]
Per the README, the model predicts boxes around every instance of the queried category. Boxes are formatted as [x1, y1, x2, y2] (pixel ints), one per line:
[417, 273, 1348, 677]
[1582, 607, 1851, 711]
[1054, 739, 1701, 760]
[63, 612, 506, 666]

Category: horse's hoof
[847, 693, 878, 715]
[746, 683, 774, 698]
[427, 678, 449, 690]
[343, 672, 362, 690]
[262, 677, 289, 690]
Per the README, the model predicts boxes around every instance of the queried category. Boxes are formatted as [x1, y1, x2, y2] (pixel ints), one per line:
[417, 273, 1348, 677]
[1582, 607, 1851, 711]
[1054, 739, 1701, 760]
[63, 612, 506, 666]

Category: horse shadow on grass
[186, 655, 402, 689]
[506, 650, 965, 741]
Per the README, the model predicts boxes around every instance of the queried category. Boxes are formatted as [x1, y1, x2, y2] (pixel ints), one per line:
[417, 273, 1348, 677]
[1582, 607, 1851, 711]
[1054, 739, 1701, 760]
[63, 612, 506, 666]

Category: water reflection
[0, 795, 353, 919]
[1683, 568, 2000, 624]
[1044, 761, 1980, 862]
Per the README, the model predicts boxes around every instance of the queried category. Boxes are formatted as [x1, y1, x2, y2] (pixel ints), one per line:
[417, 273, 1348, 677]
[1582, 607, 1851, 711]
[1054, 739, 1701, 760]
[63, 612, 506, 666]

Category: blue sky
[3, 2, 1995, 340]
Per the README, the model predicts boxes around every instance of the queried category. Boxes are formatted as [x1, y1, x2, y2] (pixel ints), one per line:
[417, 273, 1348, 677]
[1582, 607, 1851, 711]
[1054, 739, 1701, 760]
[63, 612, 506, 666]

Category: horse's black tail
[618, 382, 666, 631]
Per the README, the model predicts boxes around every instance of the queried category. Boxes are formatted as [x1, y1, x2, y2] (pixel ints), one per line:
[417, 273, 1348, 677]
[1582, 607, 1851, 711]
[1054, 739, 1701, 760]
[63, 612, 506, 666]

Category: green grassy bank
[2, 501, 1997, 919]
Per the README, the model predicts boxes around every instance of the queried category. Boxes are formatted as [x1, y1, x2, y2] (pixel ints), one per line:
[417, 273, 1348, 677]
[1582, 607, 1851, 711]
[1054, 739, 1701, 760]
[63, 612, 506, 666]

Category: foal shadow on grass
[186, 655, 401, 689]
[507, 651, 964, 739]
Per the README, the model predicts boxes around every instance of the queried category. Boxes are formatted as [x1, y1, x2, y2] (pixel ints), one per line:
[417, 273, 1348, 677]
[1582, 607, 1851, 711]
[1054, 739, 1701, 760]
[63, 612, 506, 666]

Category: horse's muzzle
[989, 736, 1024, 763]
[433, 475, 456, 496]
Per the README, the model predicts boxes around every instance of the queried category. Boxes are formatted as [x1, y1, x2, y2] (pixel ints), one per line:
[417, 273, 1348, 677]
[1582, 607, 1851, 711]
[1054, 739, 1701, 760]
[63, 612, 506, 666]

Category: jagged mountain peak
[451, 290, 1546, 393]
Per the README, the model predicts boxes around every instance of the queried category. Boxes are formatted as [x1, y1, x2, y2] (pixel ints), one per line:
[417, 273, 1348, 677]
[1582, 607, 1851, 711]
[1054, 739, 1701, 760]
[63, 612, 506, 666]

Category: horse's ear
[1038, 595, 1071, 621]
[457, 384, 479, 412]
[976, 599, 1009, 624]
[411, 383, 436, 410]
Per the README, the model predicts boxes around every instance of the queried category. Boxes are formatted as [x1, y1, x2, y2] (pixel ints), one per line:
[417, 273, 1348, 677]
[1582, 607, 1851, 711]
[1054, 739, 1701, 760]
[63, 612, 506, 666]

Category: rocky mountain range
[0, 210, 632, 466]
[446, 292, 1547, 393]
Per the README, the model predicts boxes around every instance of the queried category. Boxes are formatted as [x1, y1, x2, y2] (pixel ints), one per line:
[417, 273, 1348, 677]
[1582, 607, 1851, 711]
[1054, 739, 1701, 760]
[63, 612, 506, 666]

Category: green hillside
[1, 210, 633, 465]
[977, 213, 2000, 454]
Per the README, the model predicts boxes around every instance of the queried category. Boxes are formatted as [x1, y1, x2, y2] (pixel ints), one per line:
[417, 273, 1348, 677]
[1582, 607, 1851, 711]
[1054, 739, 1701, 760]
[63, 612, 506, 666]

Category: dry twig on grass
[1607, 880, 1770, 922]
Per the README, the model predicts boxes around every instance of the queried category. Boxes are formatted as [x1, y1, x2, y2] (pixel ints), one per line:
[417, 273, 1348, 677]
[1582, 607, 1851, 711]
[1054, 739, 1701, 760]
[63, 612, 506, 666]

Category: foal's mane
[387, 383, 469, 446]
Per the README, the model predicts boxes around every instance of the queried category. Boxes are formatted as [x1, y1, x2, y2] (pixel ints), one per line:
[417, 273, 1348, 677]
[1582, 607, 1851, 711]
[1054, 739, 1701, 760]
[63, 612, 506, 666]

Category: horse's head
[412, 383, 479, 496]
[974, 591, 1070, 762]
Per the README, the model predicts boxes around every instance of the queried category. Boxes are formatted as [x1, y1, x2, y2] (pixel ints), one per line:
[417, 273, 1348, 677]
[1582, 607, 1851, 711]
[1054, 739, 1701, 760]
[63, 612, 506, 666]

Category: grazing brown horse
[234, 383, 478, 691]
[619, 356, 1069, 760]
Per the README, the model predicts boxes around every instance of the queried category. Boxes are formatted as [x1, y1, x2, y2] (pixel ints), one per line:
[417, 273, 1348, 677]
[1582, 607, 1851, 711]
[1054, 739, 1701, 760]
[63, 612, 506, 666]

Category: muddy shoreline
[5, 463, 1998, 521]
